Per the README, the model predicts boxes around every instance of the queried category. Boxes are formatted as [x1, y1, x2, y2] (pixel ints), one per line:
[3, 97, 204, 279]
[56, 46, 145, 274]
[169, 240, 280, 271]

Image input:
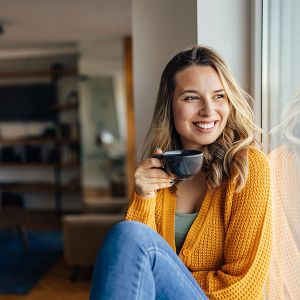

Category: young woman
[90, 45, 272, 300]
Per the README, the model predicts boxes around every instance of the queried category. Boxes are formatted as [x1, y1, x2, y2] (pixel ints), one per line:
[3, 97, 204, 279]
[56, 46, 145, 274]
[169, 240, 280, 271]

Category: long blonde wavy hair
[143, 45, 260, 192]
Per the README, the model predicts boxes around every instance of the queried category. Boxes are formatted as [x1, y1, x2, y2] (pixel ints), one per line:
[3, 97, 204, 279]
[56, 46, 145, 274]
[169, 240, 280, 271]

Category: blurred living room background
[0, 1, 132, 299]
[1, 0, 299, 299]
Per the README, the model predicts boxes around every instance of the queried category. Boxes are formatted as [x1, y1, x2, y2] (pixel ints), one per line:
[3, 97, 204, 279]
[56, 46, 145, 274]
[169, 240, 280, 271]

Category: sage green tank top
[175, 212, 198, 254]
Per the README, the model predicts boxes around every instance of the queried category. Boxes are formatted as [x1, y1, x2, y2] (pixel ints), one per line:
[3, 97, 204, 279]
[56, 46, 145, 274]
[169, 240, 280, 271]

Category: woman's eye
[184, 95, 199, 101]
[214, 94, 225, 99]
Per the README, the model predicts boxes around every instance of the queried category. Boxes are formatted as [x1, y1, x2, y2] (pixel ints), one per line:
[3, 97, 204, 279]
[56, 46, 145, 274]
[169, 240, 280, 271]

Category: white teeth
[195, 122, 215, 129]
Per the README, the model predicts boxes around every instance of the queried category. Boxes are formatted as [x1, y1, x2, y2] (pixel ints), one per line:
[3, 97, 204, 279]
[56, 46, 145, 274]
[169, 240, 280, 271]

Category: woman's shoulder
[246, 146, 271, 182]
[248, 146, 270, 167]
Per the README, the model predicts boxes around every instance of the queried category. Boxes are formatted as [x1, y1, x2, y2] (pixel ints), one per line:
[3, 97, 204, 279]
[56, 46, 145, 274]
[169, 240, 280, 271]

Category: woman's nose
[198, 100, 213, 117]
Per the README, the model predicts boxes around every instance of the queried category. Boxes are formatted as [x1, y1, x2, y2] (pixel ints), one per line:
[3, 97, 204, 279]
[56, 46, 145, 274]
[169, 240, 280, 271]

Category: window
[262, 1, 300, 298]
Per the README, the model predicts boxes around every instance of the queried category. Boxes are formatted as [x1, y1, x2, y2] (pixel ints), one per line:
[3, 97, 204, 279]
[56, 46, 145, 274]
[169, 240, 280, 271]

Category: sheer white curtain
[263, 0, 300, 299]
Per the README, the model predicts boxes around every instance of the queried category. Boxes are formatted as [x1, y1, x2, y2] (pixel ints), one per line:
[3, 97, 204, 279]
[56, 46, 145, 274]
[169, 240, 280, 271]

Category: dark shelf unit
[0, 67, 81, 214]
[0, 135, 81, 213]
[53, 102, 79, 112]
[0, 162, 80, 169]
[51, 64, 81, 214]
[0, 182, 81, 193]
[0, 138, 80, 145]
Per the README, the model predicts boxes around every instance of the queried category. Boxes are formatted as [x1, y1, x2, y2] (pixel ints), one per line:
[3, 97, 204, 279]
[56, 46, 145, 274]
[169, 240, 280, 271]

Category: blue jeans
[90, 221, 208, 300]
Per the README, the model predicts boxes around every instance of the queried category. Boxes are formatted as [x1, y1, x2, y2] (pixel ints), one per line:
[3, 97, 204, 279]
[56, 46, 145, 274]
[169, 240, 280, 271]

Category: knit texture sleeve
[193, 148, 272, 299]
[125, 191, 158, 231]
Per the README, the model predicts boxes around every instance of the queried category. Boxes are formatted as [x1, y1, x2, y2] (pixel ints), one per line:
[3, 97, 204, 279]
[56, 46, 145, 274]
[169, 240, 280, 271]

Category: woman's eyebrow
[212, 89, 225, 93]
[178, 88, 225, 96]
[178, 89, 198, 96]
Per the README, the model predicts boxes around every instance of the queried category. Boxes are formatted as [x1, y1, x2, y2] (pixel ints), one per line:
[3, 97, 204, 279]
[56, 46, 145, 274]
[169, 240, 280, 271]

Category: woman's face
[172, 65, 230, 149]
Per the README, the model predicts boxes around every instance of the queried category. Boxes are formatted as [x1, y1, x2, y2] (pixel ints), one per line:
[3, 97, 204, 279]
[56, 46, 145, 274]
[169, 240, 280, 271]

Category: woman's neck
[175, 172, 207, 214]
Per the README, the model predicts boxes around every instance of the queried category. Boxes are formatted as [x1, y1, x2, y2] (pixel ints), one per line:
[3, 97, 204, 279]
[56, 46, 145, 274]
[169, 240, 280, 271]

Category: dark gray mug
[153, 149, 204, 180]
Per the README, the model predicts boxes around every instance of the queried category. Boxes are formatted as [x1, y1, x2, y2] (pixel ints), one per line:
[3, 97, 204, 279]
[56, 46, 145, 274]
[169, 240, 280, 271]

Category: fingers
[135, 163, 168, 179]
[134, 168, 173, 193]
[134, 146, 174, 197]
[139, 157, 163, 169]
[135, 176, 173, 188]
[144, 177, 173, 184]
[153, 146, 163, 155]
[134, 178, 175, 198]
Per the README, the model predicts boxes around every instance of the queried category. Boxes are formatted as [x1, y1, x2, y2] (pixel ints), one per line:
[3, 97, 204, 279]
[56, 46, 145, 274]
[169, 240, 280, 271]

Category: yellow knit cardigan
[126, 147, 272, 300]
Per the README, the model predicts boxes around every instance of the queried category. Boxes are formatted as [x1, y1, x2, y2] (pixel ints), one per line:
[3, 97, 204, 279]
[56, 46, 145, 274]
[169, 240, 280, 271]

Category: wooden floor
[0, 212, 91, 300]
[0, 258, 91, 300]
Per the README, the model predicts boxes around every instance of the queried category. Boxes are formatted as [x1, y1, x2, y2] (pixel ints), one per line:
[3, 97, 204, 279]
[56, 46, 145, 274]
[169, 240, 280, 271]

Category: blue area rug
[0, 229, 62, 294]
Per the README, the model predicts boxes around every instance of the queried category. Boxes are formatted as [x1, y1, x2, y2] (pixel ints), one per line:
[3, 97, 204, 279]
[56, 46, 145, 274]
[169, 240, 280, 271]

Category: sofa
[62, 197, 128, 280]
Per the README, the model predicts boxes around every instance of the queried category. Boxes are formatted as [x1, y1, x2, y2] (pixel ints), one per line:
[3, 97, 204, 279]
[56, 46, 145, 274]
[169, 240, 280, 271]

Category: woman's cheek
[220, 102, 231, 121]
[174, 105, 195, 120]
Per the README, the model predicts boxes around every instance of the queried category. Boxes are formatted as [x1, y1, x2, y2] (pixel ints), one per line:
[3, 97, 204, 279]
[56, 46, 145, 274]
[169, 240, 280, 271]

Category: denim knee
[106, 220, 154, 246]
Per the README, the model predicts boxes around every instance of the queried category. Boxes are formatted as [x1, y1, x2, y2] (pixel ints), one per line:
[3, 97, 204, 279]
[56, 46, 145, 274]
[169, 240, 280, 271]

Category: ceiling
[0, 0, 132, 50]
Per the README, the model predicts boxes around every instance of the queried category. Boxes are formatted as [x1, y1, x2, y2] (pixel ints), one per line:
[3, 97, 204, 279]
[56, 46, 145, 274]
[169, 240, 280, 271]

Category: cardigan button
[182, 249, 191, 256]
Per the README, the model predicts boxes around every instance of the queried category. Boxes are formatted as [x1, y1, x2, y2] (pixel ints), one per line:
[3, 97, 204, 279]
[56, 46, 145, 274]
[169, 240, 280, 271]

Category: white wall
[197, 0, 252, 93]
[132, 0, 197, 160]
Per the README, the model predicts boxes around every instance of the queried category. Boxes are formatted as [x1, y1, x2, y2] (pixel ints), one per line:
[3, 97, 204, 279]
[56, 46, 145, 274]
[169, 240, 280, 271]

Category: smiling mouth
[193, 121, 217, 129]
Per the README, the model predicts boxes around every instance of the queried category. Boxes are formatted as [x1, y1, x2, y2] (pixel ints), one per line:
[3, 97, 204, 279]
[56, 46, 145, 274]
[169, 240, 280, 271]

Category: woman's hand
[134, 148, 174, 198]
